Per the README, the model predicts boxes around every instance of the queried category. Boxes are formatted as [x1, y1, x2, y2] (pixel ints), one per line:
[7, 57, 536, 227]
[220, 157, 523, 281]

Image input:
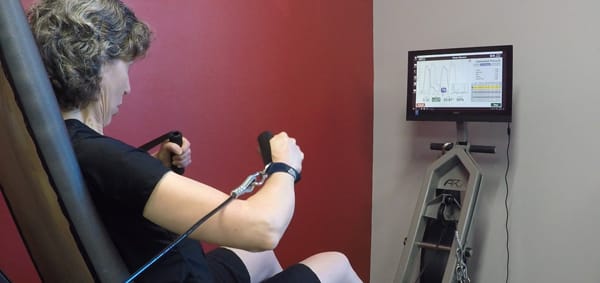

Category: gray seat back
[0, 0, 129, 282]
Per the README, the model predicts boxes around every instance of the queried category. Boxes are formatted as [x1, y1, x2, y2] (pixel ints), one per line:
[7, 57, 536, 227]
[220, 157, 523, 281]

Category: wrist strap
[266, 162, 301, 183]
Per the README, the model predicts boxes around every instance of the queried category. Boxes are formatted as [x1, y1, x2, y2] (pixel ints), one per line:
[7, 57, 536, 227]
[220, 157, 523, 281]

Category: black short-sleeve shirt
[66, 119, 212, 282]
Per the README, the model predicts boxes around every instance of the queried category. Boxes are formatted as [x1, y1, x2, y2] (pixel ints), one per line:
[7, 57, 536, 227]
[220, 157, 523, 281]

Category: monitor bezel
[406, 45, 513, 122]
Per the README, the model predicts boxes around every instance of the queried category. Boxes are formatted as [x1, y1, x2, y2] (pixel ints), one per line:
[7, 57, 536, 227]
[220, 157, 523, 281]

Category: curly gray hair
[28, 0, 152, 110]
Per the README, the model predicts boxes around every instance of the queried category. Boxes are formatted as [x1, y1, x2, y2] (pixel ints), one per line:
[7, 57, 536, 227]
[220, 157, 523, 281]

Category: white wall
[373, 0, 600, 282]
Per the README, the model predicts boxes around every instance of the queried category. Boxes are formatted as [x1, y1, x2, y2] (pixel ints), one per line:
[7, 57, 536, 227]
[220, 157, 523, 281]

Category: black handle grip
[257, 131, 273, 165]
[168, 131, 185, 175]
[430, 143, 454, 151]
[469, 145, 496, 154]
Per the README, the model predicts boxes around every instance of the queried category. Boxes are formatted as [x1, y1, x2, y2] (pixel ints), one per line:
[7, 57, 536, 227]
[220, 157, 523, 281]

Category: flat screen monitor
[406, 45, 512, 122]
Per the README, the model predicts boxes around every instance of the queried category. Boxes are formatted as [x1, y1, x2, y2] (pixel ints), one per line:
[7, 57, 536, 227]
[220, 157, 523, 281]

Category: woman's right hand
[269, 132, 304, 173]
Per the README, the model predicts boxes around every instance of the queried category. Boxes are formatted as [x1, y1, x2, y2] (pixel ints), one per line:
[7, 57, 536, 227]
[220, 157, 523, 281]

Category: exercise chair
[0, 0, 129, 281]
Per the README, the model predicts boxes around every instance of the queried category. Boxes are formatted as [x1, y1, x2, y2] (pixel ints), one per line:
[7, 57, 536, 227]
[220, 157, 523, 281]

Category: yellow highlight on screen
[472, 84, 501, 90]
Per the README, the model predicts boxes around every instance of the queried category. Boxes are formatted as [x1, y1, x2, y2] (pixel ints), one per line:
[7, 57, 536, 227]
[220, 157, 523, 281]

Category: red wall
[2, 0, 373, 281]
[0, 192, 39, 283]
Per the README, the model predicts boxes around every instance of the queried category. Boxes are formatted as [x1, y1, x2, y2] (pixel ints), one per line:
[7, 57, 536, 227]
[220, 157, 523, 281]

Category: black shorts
[206, 248, 321, 283]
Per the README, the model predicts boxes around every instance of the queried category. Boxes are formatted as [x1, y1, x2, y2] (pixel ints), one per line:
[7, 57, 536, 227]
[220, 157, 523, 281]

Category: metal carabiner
[230, 168, 270, 198]
[230, 172, 260, 198]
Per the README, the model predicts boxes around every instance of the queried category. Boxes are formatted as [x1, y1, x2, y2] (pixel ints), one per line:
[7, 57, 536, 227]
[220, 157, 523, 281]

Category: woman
[28, 0, 362, 282]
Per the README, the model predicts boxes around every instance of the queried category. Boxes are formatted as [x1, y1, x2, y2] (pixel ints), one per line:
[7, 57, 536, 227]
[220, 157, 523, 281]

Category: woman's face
[98, 59, 131, 126]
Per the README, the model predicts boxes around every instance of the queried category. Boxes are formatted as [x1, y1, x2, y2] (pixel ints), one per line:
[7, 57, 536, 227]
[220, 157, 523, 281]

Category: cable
[124, 131, 274, 282]
[124, 196, 235, 283]
[504, 123, 511, 283]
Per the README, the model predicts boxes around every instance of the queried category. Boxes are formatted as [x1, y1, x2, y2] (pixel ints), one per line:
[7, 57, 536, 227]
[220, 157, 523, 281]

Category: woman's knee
[226, 248, 282, 282]
[300, 251, 362, 283]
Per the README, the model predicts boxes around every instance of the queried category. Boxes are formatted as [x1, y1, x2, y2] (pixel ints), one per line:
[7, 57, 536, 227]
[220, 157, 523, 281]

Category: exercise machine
[395, 122, 495, 283]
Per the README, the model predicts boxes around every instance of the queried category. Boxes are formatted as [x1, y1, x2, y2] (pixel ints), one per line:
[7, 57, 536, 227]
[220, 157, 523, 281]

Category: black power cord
[504, 123, 511, 283]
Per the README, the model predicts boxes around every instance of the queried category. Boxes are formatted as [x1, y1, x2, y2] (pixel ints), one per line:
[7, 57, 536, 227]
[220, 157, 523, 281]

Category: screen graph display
[406, 45, 512, 122]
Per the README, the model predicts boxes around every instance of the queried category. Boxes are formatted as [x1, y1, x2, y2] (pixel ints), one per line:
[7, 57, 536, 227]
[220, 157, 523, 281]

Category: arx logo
[443, 178, 463, 188]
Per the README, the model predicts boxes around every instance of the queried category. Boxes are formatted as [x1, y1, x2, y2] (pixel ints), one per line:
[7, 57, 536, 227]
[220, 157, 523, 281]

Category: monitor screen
[406, 45, 512, 122]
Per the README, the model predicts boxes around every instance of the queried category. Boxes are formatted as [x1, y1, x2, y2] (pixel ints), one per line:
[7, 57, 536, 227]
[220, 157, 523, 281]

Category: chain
[454, 230, 471, 283]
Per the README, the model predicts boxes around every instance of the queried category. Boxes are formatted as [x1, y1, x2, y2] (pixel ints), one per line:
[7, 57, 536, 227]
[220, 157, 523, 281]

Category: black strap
[266, 162, 301, 183]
